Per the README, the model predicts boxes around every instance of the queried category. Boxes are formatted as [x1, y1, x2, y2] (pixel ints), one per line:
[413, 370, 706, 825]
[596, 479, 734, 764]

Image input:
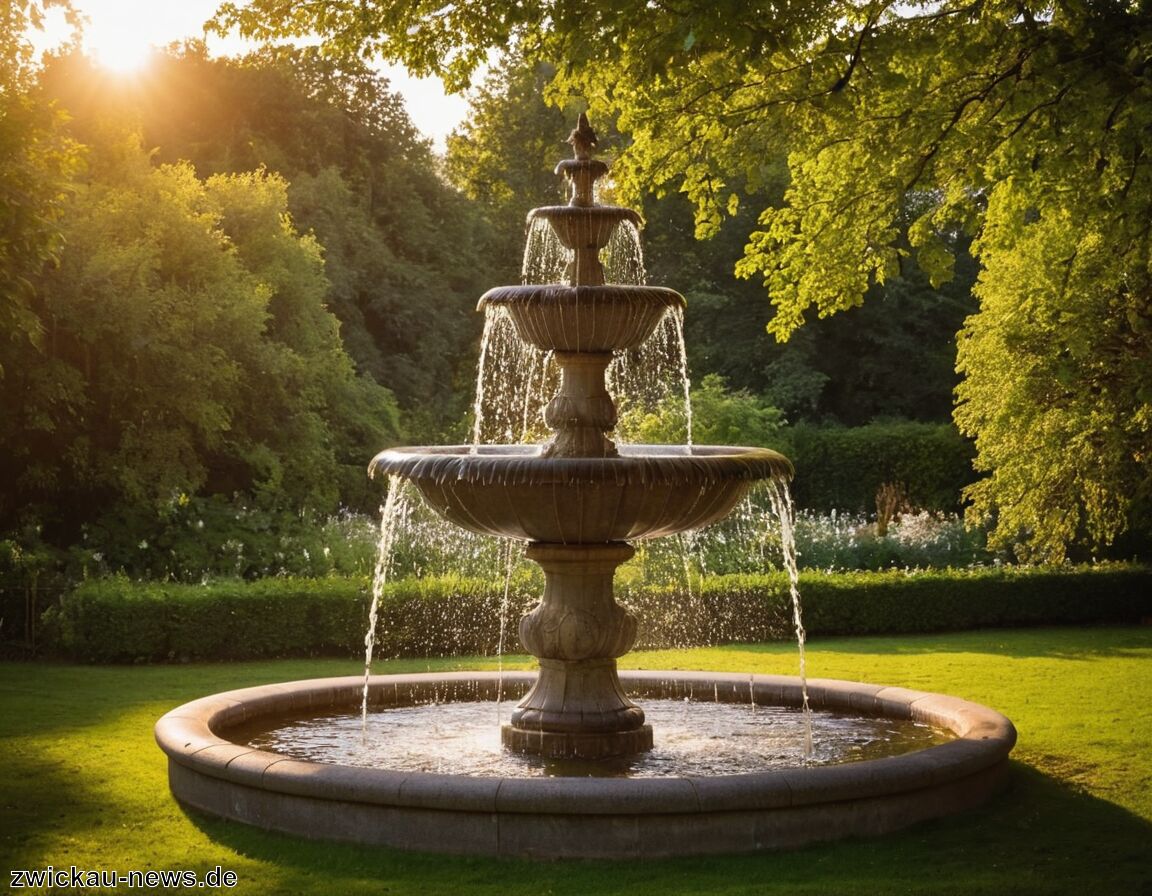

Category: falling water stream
[360, 476, 409, 727]
[766, 477, 813, 756]
[494, 537, 520, 720]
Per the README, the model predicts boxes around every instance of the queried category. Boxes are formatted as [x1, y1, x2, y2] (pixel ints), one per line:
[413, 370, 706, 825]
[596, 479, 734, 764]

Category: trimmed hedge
[43, 577, 370, 663]
[793, 564, 1152, 635]
[785, 422, 977, 513]
[41, 564, 1152, 663]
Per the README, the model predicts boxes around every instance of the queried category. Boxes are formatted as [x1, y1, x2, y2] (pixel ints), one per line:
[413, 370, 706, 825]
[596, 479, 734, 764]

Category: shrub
[785, 421, 977, 513]
[44, 576, 371, 663]
[41, 564, 1152, 662]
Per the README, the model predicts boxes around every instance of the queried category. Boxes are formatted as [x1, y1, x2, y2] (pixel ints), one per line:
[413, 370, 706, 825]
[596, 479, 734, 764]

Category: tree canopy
[37, 46, 496, 433]
[447, 50, 981, 426]
[215, 0, 1152, 560]
[1, 1, 80, 381]
[2, 26, 503, 564]
[0, 129, 402, 542]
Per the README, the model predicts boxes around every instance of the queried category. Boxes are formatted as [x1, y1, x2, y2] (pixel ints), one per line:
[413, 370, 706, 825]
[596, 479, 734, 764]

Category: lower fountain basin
[155, 671, 1016, 859]
[369, 444, 792, 542]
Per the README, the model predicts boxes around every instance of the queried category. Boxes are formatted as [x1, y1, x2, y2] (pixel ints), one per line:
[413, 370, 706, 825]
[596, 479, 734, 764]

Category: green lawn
[2, 626, 1150, 895]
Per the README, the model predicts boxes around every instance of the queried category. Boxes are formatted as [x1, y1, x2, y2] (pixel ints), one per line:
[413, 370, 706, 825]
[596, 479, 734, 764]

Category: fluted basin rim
[369, 444, 793, 488]
[477, 283, 685, 313]
[528, 204, 643, 226]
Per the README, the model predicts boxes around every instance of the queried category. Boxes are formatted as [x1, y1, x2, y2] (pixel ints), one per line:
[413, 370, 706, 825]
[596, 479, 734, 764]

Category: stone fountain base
[155, 671, 1016, 859]
[502, 542, 653, 759]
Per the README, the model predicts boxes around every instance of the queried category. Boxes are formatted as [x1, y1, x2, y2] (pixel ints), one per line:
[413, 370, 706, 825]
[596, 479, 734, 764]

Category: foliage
[617, 373, 785, 446]
[677, 506, 997, 578]
[0, 132, 400, 549]
[42, 573, 528, 663]
[445, 53, 574, 282]
[790, 564, 1152, 637]
[37, 46, 496, 437]
[0, 1, 80, 382]
[644, 189, 981, 425]
[45, 576, 371, 663]
[446, 54, 979, 428]
[71, 499, 386, 583]
[784, 422, 977, 514]
[955, 167, 1152, 562]
[40, 563, 1152, 662]
[211, 0, 1152, 560]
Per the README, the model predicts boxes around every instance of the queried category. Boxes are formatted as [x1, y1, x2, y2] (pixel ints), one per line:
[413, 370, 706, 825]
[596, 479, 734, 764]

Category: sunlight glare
[84, 23, 159, 75]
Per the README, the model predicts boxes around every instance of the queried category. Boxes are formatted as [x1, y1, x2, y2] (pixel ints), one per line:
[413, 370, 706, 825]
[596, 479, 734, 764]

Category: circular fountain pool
[233, 699, 950, 779]
[155, 670, 1016, 859]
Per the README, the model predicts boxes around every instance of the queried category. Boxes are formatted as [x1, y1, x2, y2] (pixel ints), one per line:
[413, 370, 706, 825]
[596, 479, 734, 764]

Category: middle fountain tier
[370, 115, 792, 759]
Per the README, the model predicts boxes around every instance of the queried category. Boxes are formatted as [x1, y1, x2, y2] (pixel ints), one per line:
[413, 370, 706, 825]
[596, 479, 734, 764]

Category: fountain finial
[568, 112, 597, 160]
[555, 113, 608, 209]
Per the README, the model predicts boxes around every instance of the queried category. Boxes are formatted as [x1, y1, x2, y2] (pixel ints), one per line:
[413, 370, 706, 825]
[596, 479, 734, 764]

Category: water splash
[495, 537, 521, 719]
[522, 217, 568, 285]
[362, 476, 411, 726]
[765, 476, 812, 758]
[672, 307, 693, 449]
[610, 311, 693, 446]
[472, 304, 693, 451]
[470, 310, 498, 448]
[603, 219, 646, 285]
[471, 307, 557, 446]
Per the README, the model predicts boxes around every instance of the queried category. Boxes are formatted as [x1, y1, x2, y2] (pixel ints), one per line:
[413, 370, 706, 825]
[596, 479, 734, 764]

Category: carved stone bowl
[478, 284, 684, 353]
[369, 444, 793, 543]
[529, 204, 642, 250]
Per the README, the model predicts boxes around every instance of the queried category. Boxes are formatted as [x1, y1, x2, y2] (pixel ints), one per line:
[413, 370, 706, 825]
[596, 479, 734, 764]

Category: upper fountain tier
[478, 113, 683, 363]
[521, 111, 644, 289]
[372, 112, 791, 490]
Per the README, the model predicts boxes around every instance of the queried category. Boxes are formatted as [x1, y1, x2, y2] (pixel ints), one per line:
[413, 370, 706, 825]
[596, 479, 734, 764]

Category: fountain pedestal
[542, 352, 617, 458]
[504, 542, 652, 758]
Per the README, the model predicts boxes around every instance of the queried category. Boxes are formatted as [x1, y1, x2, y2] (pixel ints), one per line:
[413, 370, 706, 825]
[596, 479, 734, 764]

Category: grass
[2, 626, 1150, 895]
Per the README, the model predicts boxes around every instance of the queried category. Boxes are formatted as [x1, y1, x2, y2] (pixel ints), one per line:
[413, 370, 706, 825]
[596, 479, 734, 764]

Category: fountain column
[542, 352, 618, 458]
[504, 542, 653, 758]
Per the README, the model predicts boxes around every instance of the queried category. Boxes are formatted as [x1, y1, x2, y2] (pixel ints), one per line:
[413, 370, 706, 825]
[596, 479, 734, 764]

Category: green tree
[447, 54, 978, 427]
[0, 1, 80, 380]
[955, 177, 1152, 561]
[445, 54, 575, 280]
[201, 167, 402, 510]
[619, 373, 784, 447]
[0, 132, 399, 543]
[38, 45, 495, 437]
[212, 0, 1152, 558]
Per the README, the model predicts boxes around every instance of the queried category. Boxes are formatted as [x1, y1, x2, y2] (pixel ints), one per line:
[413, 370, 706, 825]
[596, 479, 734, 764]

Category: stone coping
[156, 671, 1016, 821]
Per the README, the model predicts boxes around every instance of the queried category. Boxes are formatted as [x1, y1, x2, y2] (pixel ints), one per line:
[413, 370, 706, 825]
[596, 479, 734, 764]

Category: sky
[37, 0, 471, 149]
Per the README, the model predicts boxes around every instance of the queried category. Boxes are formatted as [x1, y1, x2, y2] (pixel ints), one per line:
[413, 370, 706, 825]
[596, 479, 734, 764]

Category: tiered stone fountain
[155, 116, 1016, 858]
[371, 114, 789, 760]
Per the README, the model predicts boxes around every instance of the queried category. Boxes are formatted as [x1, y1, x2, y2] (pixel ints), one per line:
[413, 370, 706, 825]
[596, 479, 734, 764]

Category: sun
[84, 27, 158, 75]
[86, 34, 155, 74]
[59, 0, 218, 75]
